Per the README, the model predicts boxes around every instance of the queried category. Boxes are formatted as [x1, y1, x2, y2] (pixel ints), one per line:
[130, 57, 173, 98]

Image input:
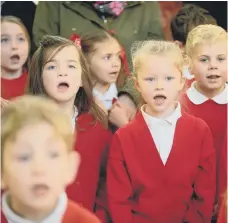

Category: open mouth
[153, 95, 167, 105]
[109, 72, 118, 76]
[207, 75, 221, 79]
[58, 82, 69, 88]
[10, 54, 20, 62]
[31, 184, 49, 196]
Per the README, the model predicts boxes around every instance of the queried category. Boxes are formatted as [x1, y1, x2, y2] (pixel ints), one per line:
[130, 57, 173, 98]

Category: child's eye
[166, 76, 174, 81]
[218, 57, 226, 62]
[47, 65, 56, 70]
[1, 38, 8, 43]
[199, 57, 209, 63]
[16, 154, 31, 162]
[18, 37, 25, 42]
[49, 151, 60, 159]
[145, 77, 155, 82]
[103, 55, 111, 60]
[68, 64, 76, 69]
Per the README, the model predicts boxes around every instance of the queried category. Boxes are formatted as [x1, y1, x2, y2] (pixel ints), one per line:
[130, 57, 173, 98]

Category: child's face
[42, 45, 82, 104]
[1, 22, 29, 72]
[89, 38, 121, 85]
[190, 41, 227, 91]
[136, 54, 184, 117]
[2, 122, 78, 213]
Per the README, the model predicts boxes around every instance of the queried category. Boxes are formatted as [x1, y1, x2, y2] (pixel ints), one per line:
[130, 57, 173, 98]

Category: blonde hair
[186, 24, 227, 56]
[1, 95, 75, 167]
[1, 16, 31, 51]
[132, 40, 188, 77]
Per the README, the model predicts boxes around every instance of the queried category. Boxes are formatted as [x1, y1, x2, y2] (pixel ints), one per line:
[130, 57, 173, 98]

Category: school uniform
[93, 83, 118, 111]
[1, 192, 101, 223]
[107, 103, 216, 223]
[66, 111, 112, 217]
[1, 69, 28, 100]
[182, 82, 227, 204]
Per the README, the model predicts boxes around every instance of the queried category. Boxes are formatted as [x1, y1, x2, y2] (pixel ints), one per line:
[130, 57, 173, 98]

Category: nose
[57, 66, 68, 77]
[11, 39, 18, 50]
[31, 157, 46, 176]
[155, 79, 164, 90]
[208, 59, 218, 70]
[112, 55, 121, 68]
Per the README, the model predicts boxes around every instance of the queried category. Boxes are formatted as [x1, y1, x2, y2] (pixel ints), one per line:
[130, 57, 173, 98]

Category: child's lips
[31, 184, 49, 196]
[207, 75, 221, 79]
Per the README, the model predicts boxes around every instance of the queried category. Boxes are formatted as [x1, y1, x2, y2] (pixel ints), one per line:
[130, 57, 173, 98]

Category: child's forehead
[94, 38, 121, 53]
[47, 45, 80, 62]
[1, 22, 24, 35]
[192, 40, 227, 56]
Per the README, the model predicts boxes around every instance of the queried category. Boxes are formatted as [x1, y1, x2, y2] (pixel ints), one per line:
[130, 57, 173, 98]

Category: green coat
[33, 1, 164, 106]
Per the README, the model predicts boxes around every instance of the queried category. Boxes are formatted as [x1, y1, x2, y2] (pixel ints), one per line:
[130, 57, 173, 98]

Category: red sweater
[1, 200, 101, 223]
[66, 113, 112, 216]
[182, 94, 227, 203]
[1, 70, 28, 100]
[107, 112, 216, 223]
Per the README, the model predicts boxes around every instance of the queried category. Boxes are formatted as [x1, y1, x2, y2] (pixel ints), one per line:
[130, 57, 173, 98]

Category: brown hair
[28, 35, 107, 128]
[80, 30, 125, 88]
[171, 4, 217, 45]
[1, 95, 75, 168]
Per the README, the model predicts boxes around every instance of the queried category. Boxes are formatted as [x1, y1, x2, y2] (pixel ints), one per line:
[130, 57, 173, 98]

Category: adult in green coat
[33, 1, 164, 64]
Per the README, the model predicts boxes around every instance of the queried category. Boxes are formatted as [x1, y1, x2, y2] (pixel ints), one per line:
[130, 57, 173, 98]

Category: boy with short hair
[1, 95, 101, 223]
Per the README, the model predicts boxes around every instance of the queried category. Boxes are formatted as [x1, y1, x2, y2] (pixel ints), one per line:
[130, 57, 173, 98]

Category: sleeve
[217, 136, 227, 206]
[107, 133, 134, 223]
[95, 131, 113, 223]
[146, 2, 165, 40]
[33, 2, 60, 47]
[118, 77, 141, 108]
[184, 126, 216, 223]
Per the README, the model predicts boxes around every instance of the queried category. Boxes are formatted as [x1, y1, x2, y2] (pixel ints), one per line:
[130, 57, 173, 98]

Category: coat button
[79, 203, 83, 207]
[76, 181, 80, 186]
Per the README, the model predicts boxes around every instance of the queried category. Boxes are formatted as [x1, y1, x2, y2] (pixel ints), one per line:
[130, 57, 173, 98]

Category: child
[1, 16, 30, 106]
[171, 4, 217, 86]
[183, 24, 227, 216]
[107, 40, 216, 223]
[28, 35, 112, 218]
[80, 30, 137, 128]
[1, 95, 101, 223]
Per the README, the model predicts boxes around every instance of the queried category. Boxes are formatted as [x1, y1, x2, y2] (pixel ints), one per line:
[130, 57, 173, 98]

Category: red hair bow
[70, 33, 81, 48]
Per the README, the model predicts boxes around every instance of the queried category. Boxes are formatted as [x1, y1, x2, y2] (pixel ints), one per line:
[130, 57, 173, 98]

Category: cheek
[1, 47, 10, 60]
[42, 73, 56, 93]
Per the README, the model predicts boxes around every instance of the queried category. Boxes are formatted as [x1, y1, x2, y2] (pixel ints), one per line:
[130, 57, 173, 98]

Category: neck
[145, 102, 177, 118]
[1, 67, 23, 80]
[94, 81, 111, 95]
[55, 99, 75, 119]
[9, 194, 57, 221]
[195, 82, 225, 98]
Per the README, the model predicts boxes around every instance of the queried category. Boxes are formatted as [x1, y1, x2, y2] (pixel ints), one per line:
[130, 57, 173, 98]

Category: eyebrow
[1, 33, 25, 37]
[46, 59, 79, 64]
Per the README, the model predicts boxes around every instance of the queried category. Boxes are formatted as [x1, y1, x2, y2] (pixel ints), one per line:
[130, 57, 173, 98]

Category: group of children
[1, 5, 227, 223]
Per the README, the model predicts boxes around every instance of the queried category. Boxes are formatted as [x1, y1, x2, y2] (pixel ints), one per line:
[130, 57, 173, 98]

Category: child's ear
[65, 151, 80, 186]
[134, 77, 141, 93]
[1, 176, 7, 190]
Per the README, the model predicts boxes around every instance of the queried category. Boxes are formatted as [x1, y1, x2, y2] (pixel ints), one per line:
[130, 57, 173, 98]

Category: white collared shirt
[2, 192, 68, 223]
[187, 82, 228, 105]
[93, 83, 118, 110]
[72, 105, 78, 132]
[141, 103, 182, 165]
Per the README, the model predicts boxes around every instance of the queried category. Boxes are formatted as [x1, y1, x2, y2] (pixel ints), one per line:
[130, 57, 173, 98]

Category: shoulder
[63, 200, 101, 223]
[181, 112, 211, 134]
